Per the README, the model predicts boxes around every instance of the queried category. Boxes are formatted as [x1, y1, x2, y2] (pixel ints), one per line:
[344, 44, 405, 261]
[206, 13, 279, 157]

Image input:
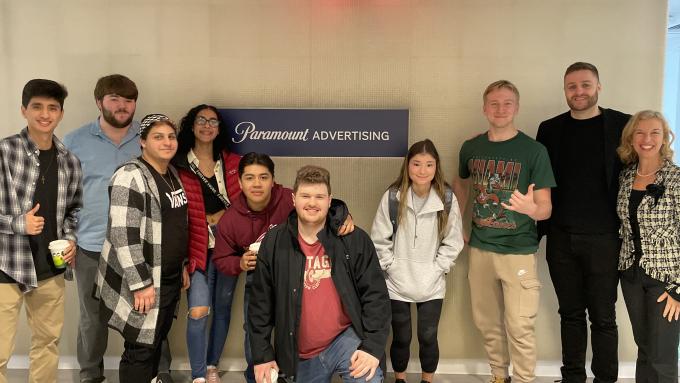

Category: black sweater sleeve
[247, 229, 277, 365]
[347, 230, 391, 359]
[329, 198, 350, 235]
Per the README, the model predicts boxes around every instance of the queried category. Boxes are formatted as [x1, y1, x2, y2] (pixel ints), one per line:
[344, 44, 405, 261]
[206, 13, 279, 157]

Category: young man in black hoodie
[248, 165, 390, 383]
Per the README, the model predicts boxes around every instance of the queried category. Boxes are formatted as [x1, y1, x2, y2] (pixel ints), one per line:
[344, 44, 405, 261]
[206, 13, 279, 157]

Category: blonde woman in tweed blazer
[616, 110, 680, 382]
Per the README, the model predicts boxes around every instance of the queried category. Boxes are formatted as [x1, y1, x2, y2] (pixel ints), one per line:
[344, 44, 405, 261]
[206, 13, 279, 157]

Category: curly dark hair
[175, 104, 231, 161]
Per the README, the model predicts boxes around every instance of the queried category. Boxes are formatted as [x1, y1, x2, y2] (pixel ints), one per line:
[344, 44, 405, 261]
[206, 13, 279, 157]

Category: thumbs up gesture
[25, 203, 45, 235]
[501, 184, 538, 217]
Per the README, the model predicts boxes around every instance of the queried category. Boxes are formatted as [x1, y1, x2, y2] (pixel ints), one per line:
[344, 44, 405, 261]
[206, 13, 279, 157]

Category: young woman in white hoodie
[371, 139, 464, 383]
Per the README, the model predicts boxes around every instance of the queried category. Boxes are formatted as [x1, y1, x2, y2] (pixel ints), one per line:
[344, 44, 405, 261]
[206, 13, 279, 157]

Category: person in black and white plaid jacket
[616, 110, 680, 382]
[0, 79, 82, 383]
[95, 114, 189, 383]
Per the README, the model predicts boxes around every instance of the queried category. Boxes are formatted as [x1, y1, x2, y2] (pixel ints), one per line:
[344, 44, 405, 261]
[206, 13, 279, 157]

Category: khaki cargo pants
[469, 247, 541, 383]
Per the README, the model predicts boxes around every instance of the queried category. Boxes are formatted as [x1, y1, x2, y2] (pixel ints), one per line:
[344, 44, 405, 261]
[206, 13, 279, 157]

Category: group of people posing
[0, 60, 677, 383]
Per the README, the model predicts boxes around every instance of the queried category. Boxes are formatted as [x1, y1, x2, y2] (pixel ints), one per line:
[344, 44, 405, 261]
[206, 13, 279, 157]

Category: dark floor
[5, 369, 635, 382]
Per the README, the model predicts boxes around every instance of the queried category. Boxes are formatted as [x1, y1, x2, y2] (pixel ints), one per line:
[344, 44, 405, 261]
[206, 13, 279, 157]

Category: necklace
[39, 149, 56, 185]
[636, 167, 660, 177]
[160, 172, 176, 191]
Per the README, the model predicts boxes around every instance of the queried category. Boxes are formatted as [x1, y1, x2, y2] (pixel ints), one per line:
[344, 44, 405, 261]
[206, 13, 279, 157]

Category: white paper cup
[48, 240, 69, 269]
[249, 242, 261, 254]
[270, 368, 278, 383]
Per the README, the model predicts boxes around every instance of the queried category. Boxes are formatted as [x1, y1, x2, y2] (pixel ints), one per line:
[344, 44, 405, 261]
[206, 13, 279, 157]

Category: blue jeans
[186, 252, 238, 379]
[296, 327, 384, 383]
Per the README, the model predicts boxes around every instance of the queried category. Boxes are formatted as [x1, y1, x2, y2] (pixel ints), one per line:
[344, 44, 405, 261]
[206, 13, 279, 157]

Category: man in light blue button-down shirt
[64, 74, 173, 383]
[63, 77, 140, 255]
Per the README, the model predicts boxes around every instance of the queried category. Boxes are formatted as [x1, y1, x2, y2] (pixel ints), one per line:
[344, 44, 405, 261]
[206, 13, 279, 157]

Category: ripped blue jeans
[186, 251, 238, 379]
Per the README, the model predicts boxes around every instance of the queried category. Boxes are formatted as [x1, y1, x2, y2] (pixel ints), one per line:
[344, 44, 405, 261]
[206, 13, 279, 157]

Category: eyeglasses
[195, 116, 220, 128]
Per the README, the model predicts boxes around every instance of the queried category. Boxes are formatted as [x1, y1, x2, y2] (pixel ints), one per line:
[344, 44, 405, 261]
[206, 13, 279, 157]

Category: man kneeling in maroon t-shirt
[248, 165, 390, 383]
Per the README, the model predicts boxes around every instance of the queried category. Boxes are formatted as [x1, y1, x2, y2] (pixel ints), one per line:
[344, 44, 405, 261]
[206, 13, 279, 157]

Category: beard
[101, 107, 134, 129]
[567, 92, 598, 112]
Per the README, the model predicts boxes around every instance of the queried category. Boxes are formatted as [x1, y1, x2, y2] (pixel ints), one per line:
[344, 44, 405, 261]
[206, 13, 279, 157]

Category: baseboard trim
[7, 356, 641, 378]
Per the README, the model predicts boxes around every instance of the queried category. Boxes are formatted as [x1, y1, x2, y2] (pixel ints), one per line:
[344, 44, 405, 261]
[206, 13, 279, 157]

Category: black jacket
[535, 107, 631, 238]
[248, 210, 390, 380]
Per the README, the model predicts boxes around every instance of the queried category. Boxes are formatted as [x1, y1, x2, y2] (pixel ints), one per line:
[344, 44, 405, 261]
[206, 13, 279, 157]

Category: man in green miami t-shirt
[453, 80, 555, 383]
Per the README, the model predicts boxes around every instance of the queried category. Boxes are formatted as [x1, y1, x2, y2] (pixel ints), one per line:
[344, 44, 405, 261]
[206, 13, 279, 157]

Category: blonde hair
[617, 110, 674, 165]
[389, 139, 450, 241]
[483, 80, 520, 103]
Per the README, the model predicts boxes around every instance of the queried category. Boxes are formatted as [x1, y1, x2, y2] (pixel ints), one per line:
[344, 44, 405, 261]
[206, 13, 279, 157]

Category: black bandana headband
[139, 113, 174, 136]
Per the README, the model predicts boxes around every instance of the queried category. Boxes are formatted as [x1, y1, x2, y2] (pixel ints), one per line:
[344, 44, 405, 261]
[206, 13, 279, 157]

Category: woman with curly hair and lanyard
[172, 104, 241, 383]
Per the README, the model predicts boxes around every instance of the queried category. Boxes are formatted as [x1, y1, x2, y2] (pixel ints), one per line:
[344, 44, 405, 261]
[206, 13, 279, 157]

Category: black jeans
[546, 226, 619, 383]
[621, 265, 680, 383]
[389, 299, 443, 374]
[119, 299, 177, 382]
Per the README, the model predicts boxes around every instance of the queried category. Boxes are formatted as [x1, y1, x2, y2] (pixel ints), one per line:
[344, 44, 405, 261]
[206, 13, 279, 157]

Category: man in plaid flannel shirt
[0, 79, 82, 383]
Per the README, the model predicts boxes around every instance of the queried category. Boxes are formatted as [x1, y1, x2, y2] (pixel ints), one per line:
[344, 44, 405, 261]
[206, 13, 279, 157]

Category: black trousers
[546, 226, 619, 383]
[621, 265, 680, 383]
[119, 300, 177, 383]
[389, 299, 443, 374]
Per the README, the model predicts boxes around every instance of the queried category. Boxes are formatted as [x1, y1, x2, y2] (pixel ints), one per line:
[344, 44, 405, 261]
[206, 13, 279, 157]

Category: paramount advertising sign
[218, 109, 409, 157]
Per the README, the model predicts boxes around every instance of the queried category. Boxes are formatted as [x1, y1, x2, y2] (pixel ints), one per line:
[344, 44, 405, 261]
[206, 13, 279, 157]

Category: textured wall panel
[0, 0, 667, 366]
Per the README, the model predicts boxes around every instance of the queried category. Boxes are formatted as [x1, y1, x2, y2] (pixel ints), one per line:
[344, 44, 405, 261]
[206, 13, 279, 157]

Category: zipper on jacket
[413, 213, 418, 248]
[343, 253, 362, 323]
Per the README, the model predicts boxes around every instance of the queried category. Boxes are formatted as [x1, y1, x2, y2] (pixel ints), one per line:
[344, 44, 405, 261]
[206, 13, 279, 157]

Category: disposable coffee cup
[48, 240, 69, 269]
[270, 368, 278, 383]
[249, 242, 261, 254]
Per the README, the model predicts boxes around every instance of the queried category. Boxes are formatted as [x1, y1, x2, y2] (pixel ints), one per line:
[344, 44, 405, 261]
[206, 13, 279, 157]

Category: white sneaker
[206, 366, 221, 383]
